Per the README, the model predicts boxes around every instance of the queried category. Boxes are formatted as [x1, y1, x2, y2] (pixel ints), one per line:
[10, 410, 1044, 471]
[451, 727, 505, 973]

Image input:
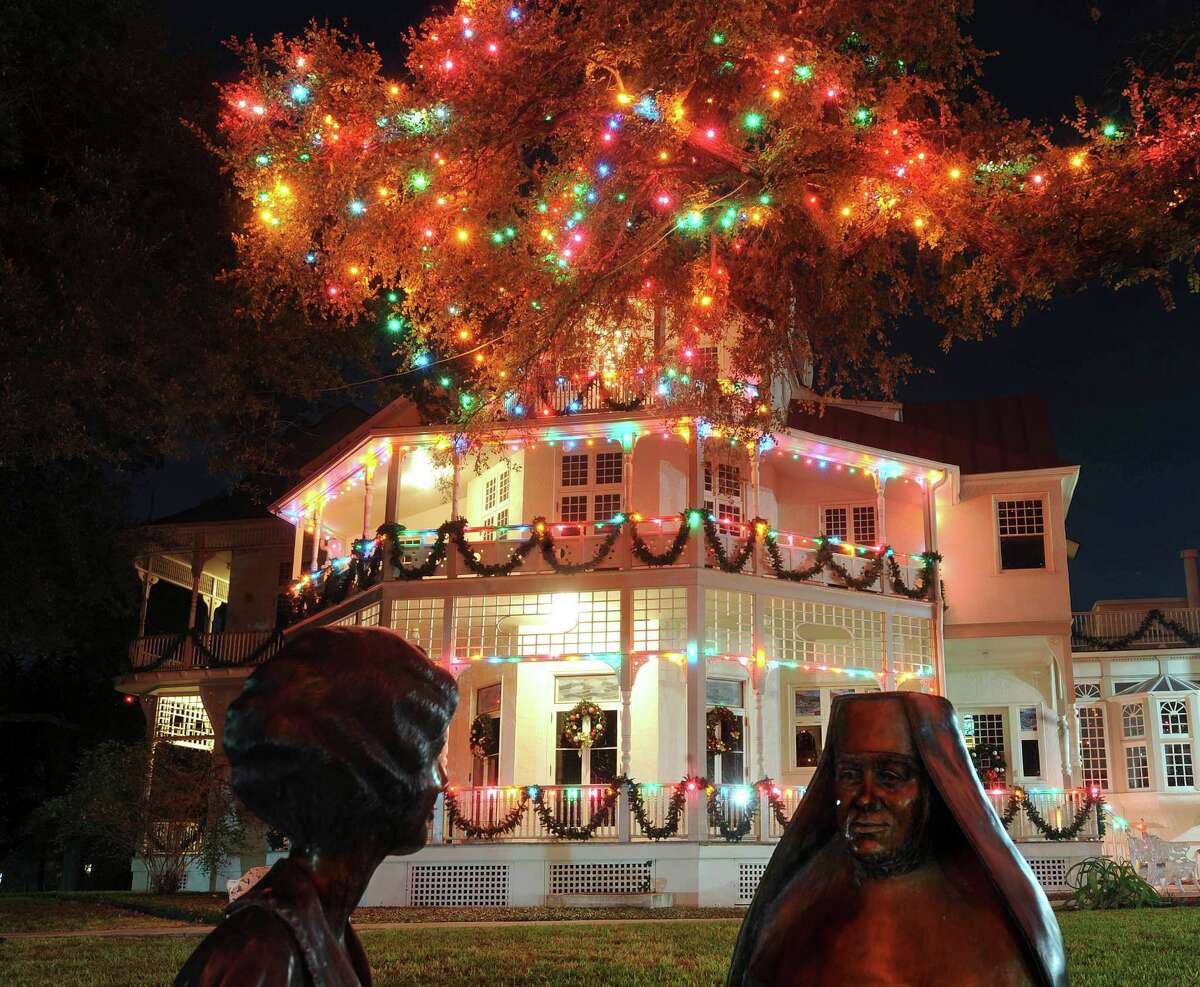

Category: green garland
[1072, 608, 1200, 650]
[539, 518, 624, 574]
[377, 521, 450, 580]
[529, 781, 623, 840]
[763, 532, 939, 601]
[706, 706, 742, 754]
[450, 519, 541, 577]
[998, 789, 1106, 841]
[444, 788, 530, 840]
[707, 785, 759, 842]
[629, 511, 695, 566]
[701, 514, 760, 573]
[889, 552, 942, 600]
[626, 777, 692, 840]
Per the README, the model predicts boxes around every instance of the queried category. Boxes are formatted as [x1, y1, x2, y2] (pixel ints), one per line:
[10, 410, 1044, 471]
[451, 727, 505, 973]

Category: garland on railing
[1072, 608, 1200, 650]
[379, 521, 451, 580]
[625, 777, 694, 840]
[449, 519, 541, 577]
[538, 518, 624, 574]
[130, 627, 288, 673]
[529, 781, 624, 840]
[444, 787, 530, 840]
[706, 785, 759, 842]
[889, 553, 942, 600]
[997, 788, 1106, 841]
[629, 510, 696, 566]
[763, 532, 939, 601]
[702, 514, 760, 573]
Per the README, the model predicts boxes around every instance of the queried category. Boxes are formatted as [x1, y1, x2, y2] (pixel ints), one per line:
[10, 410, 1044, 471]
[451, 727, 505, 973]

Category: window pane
[706, 678, 743, 707]
[721, 751, 745, 783]
[1078, 707, 1109, 789]
[796, 725, 822, 767]
[555, 674, 619, 704]
[595, 452, 622, 485]
[561, 454, 588, 487]
[1122, 703, 1145, 738]
[823, 507, 848, 541]
[1164, 742, 1195, 788]
[590, 747, 617, 783]
[477, 683, 501, 715]
[794, 689, 822, 717]
[594, 493, 622, 521]
[556, 748, 582, 784]
[1019, 707, 1038, 732]
[997, 500, 1045, 535]
[1125, 745, 1150, 789]
[1000, 535, 1046, 570]
[561, 495, 588, 522]
[1020, 738, 1041, 777]
[851, 505, 877, 545]
[1160, 700, 1189, 735]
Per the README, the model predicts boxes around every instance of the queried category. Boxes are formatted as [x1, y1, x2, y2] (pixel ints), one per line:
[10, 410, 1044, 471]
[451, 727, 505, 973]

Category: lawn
[1, 904, 1198, 985]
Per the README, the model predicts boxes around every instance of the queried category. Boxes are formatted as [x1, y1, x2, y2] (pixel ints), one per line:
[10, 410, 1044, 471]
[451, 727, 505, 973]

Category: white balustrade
[1072, 607, 1200, 649]
[985, 789, 1100, 841]
[127, 630, 282, 671]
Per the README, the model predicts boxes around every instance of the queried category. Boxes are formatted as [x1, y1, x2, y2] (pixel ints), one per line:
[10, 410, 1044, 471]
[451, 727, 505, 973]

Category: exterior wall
[938, 471, 1073, 632]
[226, 542, 293, 631]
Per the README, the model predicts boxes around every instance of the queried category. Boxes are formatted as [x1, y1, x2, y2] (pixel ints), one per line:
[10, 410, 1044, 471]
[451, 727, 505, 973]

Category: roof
[1116, 674, 1200, 695]
[149, 491, 275, 526]
[787, 395, 1065, 475]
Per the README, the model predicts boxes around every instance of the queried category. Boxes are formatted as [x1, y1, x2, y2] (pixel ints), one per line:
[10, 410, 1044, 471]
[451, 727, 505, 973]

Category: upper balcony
[1071, 607, 1200, 652]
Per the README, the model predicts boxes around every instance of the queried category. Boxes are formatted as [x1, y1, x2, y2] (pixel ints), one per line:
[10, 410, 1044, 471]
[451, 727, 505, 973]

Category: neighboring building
[1070, 552, 1200, 843]
[117, 388, 1122, 903]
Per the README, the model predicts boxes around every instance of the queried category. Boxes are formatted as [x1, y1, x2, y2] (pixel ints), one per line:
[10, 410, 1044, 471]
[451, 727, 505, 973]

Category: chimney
[1182, 549, 1200, 608]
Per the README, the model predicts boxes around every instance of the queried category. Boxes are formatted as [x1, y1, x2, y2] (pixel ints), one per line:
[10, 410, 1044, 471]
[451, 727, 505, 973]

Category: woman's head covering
[225, 625, 458, 853]
[727, 691, 1066, 987]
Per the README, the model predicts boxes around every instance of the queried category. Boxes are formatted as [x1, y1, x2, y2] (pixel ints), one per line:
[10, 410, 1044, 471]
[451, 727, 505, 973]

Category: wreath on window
[469, 714, 499, 759]
[707, 706, 741, 754]
[968, 742, 1007, 788]
[563, 700, 607, 748]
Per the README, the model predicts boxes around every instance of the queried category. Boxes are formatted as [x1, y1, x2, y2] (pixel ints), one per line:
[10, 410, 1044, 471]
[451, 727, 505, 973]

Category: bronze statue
[728, 692, 1067, 986]
[174, 626, 458, 987]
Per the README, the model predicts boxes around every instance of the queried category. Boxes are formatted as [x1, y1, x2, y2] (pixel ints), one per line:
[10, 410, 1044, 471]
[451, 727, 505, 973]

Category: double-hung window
[1122, 702, 1150, 790]
[822, 504, 877, 545]
[704, 462, 743, 536]
[997, 498, 1047, 570]
[558, 451, 624, 529]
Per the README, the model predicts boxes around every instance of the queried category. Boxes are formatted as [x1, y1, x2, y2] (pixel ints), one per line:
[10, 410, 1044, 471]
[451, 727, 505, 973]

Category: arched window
[1122, 702, 1145, 738]
[1160, 700, 1189, 736]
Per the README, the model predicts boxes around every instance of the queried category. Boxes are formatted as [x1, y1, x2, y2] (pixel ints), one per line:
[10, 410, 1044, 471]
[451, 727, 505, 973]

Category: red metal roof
[787, 395, 1065, 474]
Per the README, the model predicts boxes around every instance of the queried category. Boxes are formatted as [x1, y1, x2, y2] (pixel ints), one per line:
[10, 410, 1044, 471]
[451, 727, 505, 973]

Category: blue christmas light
[634, 95, 661, 121]
[413, 352, 431, 368]
[349, 199, 366, 215]
[291, 84, 310, 102]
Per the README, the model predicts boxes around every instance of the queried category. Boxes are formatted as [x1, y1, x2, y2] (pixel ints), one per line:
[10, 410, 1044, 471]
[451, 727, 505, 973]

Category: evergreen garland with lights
[701, 514, 761, 573]
[629, 510, 696, 566]
[1072, 608, 1200, 650]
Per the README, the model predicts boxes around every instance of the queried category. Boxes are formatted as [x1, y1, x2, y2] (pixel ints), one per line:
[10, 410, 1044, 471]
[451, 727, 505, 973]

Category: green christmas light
[411, 172, 430, 191]
[439, 376, 451, 387]
[853, 107, 872, 127]
[743, 112, 763, 130]
[794, 64, 813, 82]
[492, 231, 504, 243]
[711, 32, 725, 45]
[758, 193, 771, 205]
[386, 291, 398, 303]
[386, 316, 404, 332]
[1102, 121, 1119, 139]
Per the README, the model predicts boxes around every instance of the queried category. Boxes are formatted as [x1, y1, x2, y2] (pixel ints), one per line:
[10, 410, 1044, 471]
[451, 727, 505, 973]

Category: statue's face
[833, 703, 926, 871]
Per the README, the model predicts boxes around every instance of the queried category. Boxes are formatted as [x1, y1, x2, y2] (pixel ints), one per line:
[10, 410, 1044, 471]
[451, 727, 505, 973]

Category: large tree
[214, 1, 1200, 432]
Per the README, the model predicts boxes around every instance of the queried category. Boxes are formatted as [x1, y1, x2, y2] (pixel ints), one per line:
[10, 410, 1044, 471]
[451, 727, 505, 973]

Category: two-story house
[119, 389, 1117, 905]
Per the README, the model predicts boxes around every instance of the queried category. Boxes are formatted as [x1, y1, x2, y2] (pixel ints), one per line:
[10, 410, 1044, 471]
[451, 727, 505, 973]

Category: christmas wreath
[968, 742, 1007, 788]
[707, 706, 742, 754]
[563, 700, 607, 747]
[469, 714, 498, 759]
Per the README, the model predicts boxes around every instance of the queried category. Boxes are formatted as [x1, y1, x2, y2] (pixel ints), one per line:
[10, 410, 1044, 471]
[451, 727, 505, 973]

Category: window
[1077, 706, 1109, 789]
[561, 495, 588, 523]
[1125, 745, 1150, 790]
[997, 499, 1047, 570]
[484, 477, 499, 512]
[1160, 700, 1189, 735]
[1074, 683, 1102, 701]
[1019, 706, 1041, 778]
[794, 690, 823, 768]
[1164, 742, 1195, 788]
[1113, 681, 1140, 695]
[1122, 703, 1145, 738]
[823, 504, 877, 544]
[704, 463, 744, 537]
[706, 678, 745, 784]
[554, 675, 618, 785]
[696, 346, 719, 378]
[594, 492, 622, 522]
[963, 712, 1006, 774]
[499, 471, 510, 503]
[472, 683, 501, 786]
[595, 452, 622, 485]
[561, 454, 588, 487]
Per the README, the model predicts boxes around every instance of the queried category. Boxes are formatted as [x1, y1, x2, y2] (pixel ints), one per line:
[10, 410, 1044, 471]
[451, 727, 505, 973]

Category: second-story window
[823, 504, 877, 544]
[997, 498, 1047, 570]
[704, 463, 743, 534]
[557, 450, 623, 525]
[1160, 699, 1189, 736]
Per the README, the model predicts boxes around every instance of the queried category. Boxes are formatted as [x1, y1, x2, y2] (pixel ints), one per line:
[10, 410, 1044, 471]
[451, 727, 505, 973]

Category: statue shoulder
[173, 907, 310, 987]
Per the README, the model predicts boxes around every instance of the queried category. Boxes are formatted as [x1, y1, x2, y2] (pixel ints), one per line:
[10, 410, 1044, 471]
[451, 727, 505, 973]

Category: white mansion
[119, 387, 1199, 905]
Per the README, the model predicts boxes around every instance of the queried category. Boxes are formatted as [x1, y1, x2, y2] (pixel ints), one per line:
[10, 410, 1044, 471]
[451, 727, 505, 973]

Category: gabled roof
[149, 491, 274, 525]
[1116, 674, 1200, 695]
[787, 395, 1065, 476]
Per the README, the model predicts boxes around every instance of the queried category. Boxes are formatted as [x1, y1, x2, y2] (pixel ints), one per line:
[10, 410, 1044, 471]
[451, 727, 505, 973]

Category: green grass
[1, 907, 1198, 985]
[0, 896, 185, 934]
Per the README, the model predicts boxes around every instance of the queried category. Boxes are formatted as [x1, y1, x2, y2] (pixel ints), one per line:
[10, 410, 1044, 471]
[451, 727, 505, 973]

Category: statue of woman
[174, 626, 458, 987]
[728, 692, 1067, 986]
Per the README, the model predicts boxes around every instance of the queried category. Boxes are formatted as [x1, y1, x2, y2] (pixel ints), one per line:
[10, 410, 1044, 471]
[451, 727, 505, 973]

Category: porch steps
[545, 892, 675, 909]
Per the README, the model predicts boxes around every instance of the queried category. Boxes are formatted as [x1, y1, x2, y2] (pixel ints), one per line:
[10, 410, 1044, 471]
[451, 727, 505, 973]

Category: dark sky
[141, 0, 1200, 610]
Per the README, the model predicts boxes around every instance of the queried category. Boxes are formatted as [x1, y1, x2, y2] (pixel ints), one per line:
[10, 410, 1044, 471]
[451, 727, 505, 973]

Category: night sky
[142, 0, 1200, 610]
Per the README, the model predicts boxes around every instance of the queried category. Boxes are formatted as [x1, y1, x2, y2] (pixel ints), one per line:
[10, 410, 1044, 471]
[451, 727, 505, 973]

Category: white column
[922, 477, 947, 696]
[750, 452, 762, 575]
[446, 448, 461, 579]
[688, 437, 705, 567]
[187, 549, 204, 631]
[384, 443, 402, 525]
[882, 611, 895, 691]
[291, 516, 305, 579]
[685, 583, 708, 840]
[361, 465, 375, 539]
[875, 471, 888, 547]
[752, 591, 767, 777]
[137, 566, 156, 637]
[309, 503, 324, 572]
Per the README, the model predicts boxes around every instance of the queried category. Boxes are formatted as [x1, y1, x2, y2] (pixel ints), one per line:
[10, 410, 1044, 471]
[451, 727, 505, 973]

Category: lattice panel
[357, 602, 381, 626]
[154, 696, 214, 751]
[409, 864, 509, 907]
[890, 614, 933, 674]
[705, 589, 754, 656]
[390, 597, 444, 656]
[455, 592, 621, 657]
[764, 598, 884, 672]
[738, 862, 767, 903]
[634, 587, 687, 653]
[1027, 857, 1069, 891]
[548, 862, 651, 895]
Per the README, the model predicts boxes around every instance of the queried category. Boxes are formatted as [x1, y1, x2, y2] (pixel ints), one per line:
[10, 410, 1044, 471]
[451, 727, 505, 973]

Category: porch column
[874, 471, 888, 548]
[688, 437, 705, 567]
[382, 444, 403, 582]
[685, 583, 708, 840]
[137, 566, 157, 637]
[361, 465, 375, 539]
[446, 445, 461, 579]
[922, 474, 947, 696]
[619, 437, 635, 569]
[750, 451, 762, 575]
[751, 592, 767, 779]
[291, 515, 305, 580]
[187, 546, 206, 631]
[618, 597, 634, 842]
[882, 609, 894, 691]
[309, 503, 324, 572]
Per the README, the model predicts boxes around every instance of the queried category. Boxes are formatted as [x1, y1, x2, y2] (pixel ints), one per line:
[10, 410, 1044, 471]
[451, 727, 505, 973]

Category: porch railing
[128, 629, 284, 672]
[1071, 607, 1200, 651]
[435, 783, 1103, 845]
